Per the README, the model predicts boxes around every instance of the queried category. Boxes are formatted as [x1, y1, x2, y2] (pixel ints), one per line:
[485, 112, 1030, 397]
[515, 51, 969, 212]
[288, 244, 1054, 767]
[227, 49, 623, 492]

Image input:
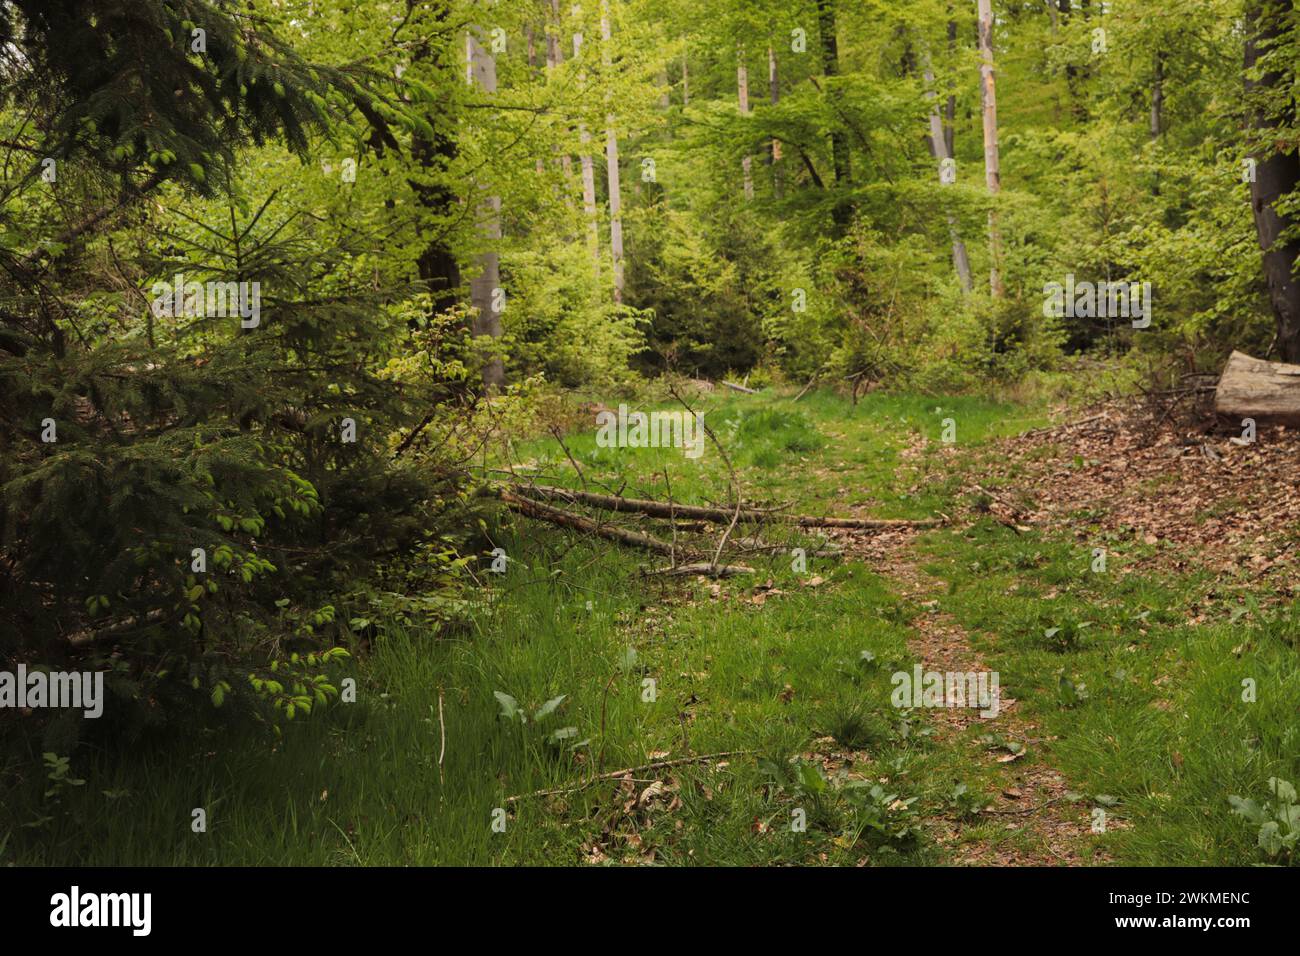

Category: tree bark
[738, 48, 754, 201]
[768, 45, 783, 197]
[408, 7, 461, 319]
[1150, 52, 1164, 140]
[467, 27, 505, 389]
[816, 0, 852, 231]
[1215, 351, 1300, 424]
[944, 18, 958, 157]
[977, 0, 1004, 297]
[601, 2, 625, 302]
[921, 45, 973, 293]
[1245, 0, 1300, 360]
[546, 0, 575, 189]
[574, 25, 601, 269]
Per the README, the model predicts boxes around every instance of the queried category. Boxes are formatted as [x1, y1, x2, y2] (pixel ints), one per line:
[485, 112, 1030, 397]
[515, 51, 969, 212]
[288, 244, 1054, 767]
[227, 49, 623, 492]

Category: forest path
[885, 547, 1104, 865]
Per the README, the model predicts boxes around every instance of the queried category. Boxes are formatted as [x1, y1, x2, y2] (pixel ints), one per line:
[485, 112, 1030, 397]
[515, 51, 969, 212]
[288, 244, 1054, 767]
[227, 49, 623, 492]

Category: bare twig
[505, 750, 749, 803]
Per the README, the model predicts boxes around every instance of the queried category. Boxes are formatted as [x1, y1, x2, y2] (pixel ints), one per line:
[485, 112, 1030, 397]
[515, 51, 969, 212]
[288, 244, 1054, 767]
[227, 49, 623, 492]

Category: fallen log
[513, 484, 943, 530]
[644, 562, 756, 577]
[497, 490, 769, 576]
[1214, 350, 1300, 425]
[498, 489, 678, 557]
[722, 380, 759, 394]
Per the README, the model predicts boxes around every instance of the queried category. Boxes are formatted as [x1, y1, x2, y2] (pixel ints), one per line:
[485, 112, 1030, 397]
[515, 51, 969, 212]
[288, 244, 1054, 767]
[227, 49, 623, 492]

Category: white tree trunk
[547, 0, 574, 188]
[768, 45, 782, 197]
[921, 47, 973, 293]
[977, 0, 1003, 298]
[467, 28, 505, 389]
[573, 28, 600, 267]
[601, 1, 625, 302]
[738, 50, 753, 201]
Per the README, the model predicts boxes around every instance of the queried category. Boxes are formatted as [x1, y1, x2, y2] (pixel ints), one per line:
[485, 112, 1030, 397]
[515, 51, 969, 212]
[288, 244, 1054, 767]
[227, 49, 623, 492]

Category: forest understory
[4, 0, 1300, 879]
[6, 386, 1295, 867]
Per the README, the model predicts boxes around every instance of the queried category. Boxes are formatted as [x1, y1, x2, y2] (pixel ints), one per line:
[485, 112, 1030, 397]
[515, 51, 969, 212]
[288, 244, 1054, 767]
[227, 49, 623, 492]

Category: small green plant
[1057, 670, 1089, 708]
[23, 753, 85, 830]
[1042, 618, 1090, 653]
[1230, 778, 1299, 863]
[493, 691, 584, 751]
[818, 699, 891, 750]
[947, 782, 989, 820]
[842, 780, 921, 847]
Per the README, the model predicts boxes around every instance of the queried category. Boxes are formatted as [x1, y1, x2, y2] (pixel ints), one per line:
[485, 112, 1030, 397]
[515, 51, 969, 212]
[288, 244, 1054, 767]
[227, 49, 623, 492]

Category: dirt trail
[825, 428, 1114, 865]
[887, 551, 1104, 866]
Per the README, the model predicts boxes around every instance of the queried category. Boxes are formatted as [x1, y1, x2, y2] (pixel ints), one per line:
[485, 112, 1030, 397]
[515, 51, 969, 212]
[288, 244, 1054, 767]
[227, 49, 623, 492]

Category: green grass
[4, 386, 1294, 866]
[916, 520, 1300, 865]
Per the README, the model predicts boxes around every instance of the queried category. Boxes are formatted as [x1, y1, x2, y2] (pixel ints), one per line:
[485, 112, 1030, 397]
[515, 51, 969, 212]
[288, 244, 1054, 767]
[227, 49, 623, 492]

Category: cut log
[513, 484, 942, 530]
[1214, 350, 1300, 425]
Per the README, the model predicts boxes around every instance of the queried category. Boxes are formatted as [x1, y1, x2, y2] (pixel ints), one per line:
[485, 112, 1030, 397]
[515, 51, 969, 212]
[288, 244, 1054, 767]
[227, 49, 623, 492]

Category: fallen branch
[497, 489, 679, 557]
[793, 365, 827, 402]
[722, 380, 759, 394]
[644, 562, 756, 577]
[513, 484, 942, 530]
[505, 750, 749, 803]
[1016, 412, 1109, 440]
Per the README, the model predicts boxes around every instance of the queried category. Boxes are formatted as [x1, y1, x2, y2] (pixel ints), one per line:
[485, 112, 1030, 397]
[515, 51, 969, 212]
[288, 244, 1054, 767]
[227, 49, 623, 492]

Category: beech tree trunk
[738, 49, 754, 200]
[1245, 0, 1300, 360]
[467, 27, 505, 389]
[921, 46, 973, 293]
[601, 1, 625, 302]
[1150, 52, 1164, 140]
[977, 0, 1004, 298]
[574, 27, 601, 268]
[817, 0, 852, 232]
[768, 45, 783, 197]
[546, 0, 575, 190]
[944, 18, 958, 157]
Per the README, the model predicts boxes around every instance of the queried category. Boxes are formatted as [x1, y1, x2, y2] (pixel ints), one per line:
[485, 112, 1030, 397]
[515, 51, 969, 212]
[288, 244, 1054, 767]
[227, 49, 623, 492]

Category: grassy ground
[3, 388, 1296, 865]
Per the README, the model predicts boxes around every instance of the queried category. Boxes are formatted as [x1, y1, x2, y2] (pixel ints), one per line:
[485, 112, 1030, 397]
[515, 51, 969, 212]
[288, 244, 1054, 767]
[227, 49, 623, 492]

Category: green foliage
[1230, 778, 1300, 864]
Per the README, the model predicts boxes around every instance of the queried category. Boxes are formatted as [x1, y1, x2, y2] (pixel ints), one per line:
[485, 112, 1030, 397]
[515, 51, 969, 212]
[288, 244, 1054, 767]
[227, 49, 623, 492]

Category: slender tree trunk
[467, 27, 505, 389]
[1150, 51, 1164, 196]
[769, 45, 783, 197]
[1058, 0, 1086, 119]
[574, 26, 600, 268]
[738, 49, 754, 201]
[541, 0, 575, 209]
[1150, 52, 1164, 140]
[816, 0, 852, 231]
[409, 11, 461, 320]
[1245, 0, 1300, 359]
[601, 1, 625, 302]
[977, 0, 1004, 297]
[921, 47, 973, 293]
[682, 53, 690, 105]
[528, 26, 546, 175]
[944, 18, 958, 157]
